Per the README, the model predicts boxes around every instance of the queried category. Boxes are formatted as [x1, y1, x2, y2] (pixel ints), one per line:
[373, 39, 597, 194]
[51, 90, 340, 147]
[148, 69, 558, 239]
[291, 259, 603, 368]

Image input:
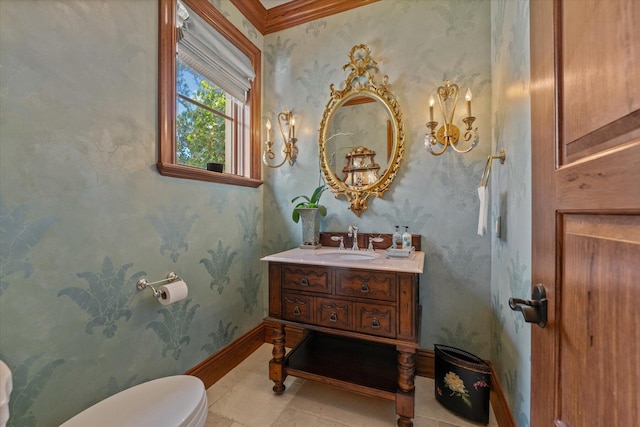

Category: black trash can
[434, 344, 492, 425]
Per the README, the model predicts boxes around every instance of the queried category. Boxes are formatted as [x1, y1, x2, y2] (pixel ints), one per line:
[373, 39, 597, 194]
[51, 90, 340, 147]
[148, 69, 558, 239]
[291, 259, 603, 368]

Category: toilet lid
[60, 375, 206, 427]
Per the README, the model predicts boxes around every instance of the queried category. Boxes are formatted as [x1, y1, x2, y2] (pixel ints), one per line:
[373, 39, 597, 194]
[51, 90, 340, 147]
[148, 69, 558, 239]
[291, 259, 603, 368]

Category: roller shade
[177, 1, 255, 102]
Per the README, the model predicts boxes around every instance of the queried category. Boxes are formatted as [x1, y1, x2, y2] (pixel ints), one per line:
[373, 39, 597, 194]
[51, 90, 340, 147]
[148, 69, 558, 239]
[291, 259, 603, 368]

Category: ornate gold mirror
[319, 44, 405, 216]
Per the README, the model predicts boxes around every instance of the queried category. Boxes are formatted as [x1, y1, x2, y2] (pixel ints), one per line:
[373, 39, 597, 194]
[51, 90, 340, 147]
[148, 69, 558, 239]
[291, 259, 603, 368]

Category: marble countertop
[261, 247, 425, 274]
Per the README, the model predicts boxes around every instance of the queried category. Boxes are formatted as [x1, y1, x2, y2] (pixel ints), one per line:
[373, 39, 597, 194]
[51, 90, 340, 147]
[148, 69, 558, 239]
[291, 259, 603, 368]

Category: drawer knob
[371, 318, 380, 329]
[360, 282, 369, 293]
[329, 312, 338, 323]
[293, 306, 301, 316]
[300, 278, 309, 286]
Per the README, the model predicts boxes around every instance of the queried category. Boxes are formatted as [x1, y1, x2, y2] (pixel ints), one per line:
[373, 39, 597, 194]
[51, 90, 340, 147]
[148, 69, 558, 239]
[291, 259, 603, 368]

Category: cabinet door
[335, 270, 396, 301]
[316, 298, 353, 330]
[355, 303, 396, 338]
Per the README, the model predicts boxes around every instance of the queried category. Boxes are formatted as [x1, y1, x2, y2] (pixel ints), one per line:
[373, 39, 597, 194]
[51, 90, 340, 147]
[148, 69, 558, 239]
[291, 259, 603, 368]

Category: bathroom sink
[315, 250, 380, 261]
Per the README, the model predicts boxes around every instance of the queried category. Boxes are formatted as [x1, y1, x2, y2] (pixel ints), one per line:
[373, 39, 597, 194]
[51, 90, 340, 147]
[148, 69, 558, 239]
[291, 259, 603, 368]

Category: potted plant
[291, 185, 327, 248]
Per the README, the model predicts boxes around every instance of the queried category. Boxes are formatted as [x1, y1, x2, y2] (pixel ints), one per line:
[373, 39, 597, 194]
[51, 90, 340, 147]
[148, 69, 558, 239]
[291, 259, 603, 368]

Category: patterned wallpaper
[0, 1, 264, 425]
[490, 1, 532, 425]
[0, 0, 532, 425]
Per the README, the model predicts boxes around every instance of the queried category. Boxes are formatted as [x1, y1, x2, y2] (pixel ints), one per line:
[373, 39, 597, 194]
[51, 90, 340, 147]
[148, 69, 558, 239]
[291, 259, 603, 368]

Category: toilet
[60, 375, 208, 427]
[0, 360, 12, 427]
[1, 359, 206, 427]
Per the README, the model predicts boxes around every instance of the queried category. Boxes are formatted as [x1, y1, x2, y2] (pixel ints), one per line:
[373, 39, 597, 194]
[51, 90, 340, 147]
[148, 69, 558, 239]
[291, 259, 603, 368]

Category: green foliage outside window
[176, 62, 227, 169]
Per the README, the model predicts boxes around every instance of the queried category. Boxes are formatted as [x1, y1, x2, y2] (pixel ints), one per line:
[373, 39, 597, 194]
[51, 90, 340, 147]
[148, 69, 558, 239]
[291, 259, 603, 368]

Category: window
[158, 0, 262, 187]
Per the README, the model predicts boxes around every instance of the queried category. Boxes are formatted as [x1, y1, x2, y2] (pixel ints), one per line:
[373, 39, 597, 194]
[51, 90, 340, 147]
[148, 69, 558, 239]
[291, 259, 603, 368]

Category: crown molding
[230, 0, 380, 35]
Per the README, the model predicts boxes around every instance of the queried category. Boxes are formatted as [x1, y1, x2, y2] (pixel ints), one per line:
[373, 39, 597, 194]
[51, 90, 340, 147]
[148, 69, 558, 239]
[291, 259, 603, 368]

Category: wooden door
[530, 1, 640, 426]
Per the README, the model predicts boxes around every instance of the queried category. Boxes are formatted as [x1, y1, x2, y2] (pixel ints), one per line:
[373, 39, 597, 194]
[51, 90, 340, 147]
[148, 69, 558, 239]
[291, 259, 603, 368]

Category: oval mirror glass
[325, 94, 394, 189]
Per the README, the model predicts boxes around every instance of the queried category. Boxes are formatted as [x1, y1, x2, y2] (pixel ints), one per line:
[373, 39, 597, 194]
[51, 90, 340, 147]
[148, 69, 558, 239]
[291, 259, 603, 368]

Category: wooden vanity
[262, 233, 424, 427]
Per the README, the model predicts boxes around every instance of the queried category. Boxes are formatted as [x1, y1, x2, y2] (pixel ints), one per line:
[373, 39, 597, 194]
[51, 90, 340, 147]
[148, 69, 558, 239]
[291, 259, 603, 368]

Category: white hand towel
[477, 186, 488, 236]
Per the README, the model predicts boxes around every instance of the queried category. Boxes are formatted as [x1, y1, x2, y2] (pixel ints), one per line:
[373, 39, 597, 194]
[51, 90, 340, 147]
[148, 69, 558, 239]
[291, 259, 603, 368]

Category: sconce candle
[429, 95, 435, 122]
[465, 88, 472, 117]
[290, 116, 295, 139]
[266, 119, 271, 141]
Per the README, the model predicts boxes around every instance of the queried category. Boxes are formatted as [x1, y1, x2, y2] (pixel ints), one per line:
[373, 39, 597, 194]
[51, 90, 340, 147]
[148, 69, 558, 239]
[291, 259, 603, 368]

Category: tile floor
[204, 343, 498, 427]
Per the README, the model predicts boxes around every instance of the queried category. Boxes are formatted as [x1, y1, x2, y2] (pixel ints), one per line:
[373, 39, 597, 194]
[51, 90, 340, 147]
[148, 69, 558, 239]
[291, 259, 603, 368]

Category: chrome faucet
[347, 223, 359, 250]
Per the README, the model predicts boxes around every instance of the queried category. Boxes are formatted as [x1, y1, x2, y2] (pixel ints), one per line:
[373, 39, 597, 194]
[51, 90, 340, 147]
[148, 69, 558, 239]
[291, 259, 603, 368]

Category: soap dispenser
[402, 226, 412, 249]
[392, 226, 401, 249]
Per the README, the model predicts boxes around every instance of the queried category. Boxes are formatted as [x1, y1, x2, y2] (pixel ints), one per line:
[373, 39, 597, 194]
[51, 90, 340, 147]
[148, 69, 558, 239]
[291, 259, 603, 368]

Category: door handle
[509, 283, 547, 328]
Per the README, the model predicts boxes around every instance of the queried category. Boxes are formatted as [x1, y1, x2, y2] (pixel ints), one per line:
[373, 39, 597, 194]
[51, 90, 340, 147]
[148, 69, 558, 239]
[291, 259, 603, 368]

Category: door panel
[531, 0, 640, 425]
[560, 215, 640, 426]
[560, 0, 640, 151]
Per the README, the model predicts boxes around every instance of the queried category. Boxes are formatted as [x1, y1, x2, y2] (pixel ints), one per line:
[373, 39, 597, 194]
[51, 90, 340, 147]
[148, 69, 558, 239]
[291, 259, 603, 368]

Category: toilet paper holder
[136, 272, 180, 299]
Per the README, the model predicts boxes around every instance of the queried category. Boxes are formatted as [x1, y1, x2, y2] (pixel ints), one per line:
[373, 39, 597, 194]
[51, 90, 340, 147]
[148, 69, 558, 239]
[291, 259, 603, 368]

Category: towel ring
[480, 149, 506, 187]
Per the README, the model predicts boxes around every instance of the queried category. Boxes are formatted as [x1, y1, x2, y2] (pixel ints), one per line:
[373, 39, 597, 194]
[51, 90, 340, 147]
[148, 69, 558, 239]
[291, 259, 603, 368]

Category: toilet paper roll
[158, 280, 188, 305]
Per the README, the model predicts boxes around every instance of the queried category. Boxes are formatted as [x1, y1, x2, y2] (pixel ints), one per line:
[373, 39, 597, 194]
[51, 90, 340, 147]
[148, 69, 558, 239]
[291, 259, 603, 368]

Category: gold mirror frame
[319, 44, 405, 216]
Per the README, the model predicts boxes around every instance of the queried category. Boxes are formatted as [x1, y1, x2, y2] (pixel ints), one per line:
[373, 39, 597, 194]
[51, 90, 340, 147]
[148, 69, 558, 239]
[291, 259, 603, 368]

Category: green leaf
[291, 195, 310, 204]
[310, 185, 326, 203]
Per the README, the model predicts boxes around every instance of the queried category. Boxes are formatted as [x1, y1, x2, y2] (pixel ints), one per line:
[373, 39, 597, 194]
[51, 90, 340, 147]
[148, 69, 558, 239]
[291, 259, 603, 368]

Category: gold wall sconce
[424, 80, 479, 156]
[263, 108, 298, 168]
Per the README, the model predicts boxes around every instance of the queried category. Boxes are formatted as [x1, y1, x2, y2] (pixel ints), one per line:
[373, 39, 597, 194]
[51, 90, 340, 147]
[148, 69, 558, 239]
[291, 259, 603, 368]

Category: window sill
[157, 162, 263, 188]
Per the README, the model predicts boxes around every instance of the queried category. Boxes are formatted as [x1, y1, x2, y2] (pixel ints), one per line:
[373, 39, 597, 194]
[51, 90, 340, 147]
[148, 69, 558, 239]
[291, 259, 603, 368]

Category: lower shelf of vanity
[284, 332, 399, 400]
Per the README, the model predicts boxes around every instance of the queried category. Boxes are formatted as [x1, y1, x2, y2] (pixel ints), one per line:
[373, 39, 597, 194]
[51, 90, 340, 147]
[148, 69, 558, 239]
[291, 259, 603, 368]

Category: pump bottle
[402, 226, 412, 249]
[392, 226, 401, 249]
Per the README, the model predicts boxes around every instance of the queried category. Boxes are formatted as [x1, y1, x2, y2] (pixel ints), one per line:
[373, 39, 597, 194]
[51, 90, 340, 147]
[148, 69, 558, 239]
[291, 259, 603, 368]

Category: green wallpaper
[0, 1, 263, 425]
[0, 0, 532, 425]
[490, 1, 532, 425]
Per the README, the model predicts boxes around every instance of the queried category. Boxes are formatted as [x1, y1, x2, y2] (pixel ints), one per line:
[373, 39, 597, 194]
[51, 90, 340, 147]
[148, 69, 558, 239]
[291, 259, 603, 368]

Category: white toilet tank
[60, 375, 207, 427]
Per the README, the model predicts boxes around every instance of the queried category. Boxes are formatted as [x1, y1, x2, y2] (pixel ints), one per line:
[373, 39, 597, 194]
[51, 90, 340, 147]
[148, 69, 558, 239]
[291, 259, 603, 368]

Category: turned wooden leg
[396, 349, 416, 427]
[269, 323, 286, 394]
[397, 350, 415, 393]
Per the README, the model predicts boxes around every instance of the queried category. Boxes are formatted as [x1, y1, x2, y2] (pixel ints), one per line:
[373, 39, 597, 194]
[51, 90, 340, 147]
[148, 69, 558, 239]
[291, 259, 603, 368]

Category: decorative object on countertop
[292, 185, 327, 249]
[434, 344, 491, 425]
[385, 246, 415, 258]
[263, 108, 298, 168]
[319, 44, 405, 216]
[425, 80, 480, 156]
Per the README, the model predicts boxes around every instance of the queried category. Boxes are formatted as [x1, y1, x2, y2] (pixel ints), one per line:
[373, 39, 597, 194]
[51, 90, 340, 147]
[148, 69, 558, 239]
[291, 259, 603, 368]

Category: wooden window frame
[158, 0, 262, 187]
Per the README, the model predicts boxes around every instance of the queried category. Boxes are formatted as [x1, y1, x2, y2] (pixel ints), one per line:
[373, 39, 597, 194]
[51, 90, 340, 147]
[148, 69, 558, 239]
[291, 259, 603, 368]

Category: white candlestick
[290, 116, 295, 139]
[428, 95, 435, 122]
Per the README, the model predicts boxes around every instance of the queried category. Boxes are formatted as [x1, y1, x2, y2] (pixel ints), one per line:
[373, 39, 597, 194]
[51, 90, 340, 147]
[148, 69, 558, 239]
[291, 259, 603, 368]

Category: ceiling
[259, 0, 294, 9]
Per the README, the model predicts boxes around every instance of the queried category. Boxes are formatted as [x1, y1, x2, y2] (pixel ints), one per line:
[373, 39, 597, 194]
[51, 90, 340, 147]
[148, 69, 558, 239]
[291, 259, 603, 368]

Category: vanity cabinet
[262, 235, 424, 427]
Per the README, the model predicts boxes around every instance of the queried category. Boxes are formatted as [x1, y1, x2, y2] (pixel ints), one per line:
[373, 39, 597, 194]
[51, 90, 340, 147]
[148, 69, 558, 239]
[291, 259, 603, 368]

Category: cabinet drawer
[355, 303, 396, 338]
[336, 270, 396, 302]
[283, 265, 331, 294]
[316, 297, 353, 330]
[282, 293, 314, 323]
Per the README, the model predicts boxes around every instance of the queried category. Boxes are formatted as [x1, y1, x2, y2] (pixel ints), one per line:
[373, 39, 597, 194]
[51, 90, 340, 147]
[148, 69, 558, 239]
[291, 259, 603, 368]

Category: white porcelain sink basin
[315, 250, 380, 261]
